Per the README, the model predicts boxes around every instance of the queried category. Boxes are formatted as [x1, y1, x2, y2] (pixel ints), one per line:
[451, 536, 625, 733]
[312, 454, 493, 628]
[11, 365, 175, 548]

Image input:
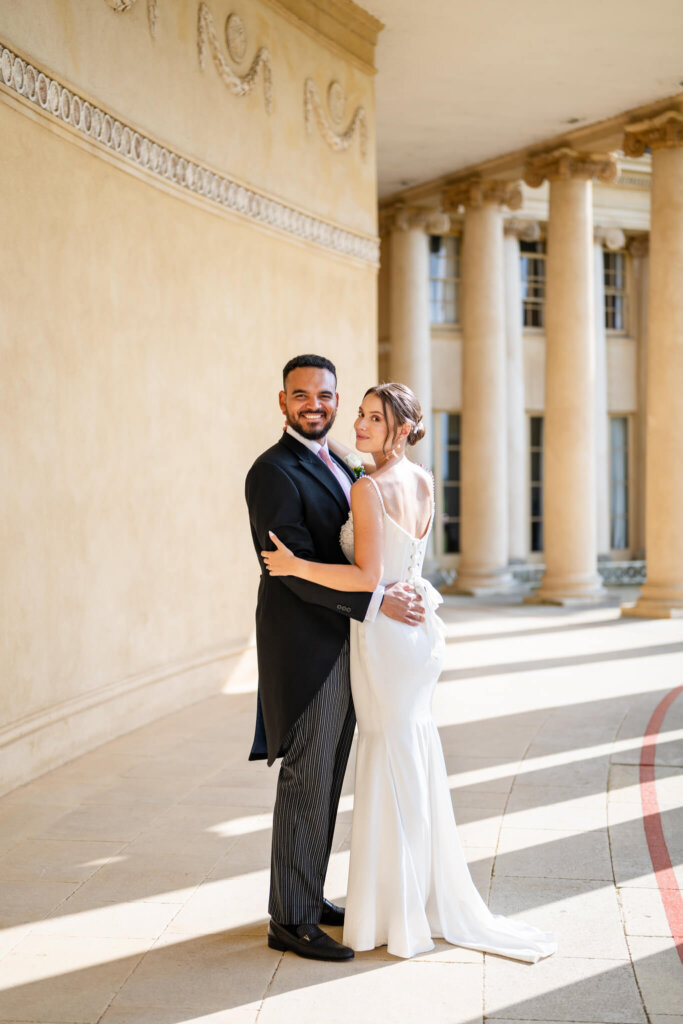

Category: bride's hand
[261, 532, 298, 576]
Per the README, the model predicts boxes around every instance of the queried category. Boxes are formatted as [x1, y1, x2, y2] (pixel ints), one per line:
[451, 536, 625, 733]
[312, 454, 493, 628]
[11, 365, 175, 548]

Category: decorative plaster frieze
[504, 218, 541, 242]
[198, 3, 273, 115]
[623, 110, 683, 156]
[0, 42, 378, 265]
[524, 147, 619, 187]
[304, 78, 367, 160]
[104, 0, 159, 39]
[443, 178, 523, 212]
[594, 226, 626, 251]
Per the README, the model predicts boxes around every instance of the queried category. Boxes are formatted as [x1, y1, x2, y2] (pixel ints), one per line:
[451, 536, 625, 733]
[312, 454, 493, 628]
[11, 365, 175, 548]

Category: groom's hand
[380, 583, 425, 626]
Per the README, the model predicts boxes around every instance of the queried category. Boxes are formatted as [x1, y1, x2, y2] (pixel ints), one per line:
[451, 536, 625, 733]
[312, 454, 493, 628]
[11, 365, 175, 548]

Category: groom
[245, 354, 423, 962]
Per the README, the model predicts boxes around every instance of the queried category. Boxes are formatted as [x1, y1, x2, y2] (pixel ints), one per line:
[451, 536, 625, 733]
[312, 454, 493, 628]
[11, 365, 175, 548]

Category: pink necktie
[318, 447, 351, 506]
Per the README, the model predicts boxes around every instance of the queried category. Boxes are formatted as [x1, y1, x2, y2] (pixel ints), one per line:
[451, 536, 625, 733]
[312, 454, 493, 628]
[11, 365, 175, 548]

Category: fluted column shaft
[623, 111, 683, 616]
[524, 149, 617, 602]
[443, 180, 522, 593]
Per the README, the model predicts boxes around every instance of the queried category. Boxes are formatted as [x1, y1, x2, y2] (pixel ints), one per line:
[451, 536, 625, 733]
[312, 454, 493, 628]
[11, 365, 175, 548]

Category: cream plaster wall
[431, 333, 462, 411]
[0, 2, 378, 791]
[607, 337, 638, 412]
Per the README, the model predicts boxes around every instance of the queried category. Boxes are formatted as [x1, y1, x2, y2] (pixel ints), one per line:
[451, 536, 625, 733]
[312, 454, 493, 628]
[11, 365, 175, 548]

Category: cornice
[0, 40, 379, 267]
[260, 0, 383, 73]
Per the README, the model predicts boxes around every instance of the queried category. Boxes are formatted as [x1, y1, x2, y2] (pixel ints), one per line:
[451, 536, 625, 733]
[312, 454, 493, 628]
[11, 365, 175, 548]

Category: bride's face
[354, 395, 397, 455]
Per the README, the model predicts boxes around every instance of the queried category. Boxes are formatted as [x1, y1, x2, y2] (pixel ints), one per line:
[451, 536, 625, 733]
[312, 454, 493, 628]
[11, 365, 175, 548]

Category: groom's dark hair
[282, 354, 337, 388]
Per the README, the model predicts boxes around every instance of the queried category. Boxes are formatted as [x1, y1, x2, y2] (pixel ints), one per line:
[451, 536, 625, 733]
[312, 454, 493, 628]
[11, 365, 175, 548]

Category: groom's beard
[286, 407, 337, 441]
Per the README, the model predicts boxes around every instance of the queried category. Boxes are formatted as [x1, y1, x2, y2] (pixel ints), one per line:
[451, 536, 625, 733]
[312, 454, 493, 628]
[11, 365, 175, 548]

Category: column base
[524, 572, 609, 606]
[621, 583, 683, 619]
[447, 565, 515, 596]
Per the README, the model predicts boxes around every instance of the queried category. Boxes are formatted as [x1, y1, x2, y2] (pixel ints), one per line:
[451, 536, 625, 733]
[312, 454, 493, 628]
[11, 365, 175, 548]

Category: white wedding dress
[339, 475, 556, 962]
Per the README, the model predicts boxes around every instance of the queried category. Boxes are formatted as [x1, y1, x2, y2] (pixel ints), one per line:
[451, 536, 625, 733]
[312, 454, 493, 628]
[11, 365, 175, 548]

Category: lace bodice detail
[339, 475, 435, 587]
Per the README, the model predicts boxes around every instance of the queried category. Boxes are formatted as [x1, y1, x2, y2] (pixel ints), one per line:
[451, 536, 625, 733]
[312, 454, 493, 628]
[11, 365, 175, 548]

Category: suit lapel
[279, 432, 349, 512]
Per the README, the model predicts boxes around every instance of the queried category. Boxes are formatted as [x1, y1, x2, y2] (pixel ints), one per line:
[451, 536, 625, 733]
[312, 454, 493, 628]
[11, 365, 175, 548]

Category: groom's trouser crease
[269, 639, 354, 924]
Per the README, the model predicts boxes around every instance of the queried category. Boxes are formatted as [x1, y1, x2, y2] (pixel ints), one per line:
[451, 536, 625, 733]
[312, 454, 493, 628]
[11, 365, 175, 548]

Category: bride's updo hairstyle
[363, 382, 425, 455]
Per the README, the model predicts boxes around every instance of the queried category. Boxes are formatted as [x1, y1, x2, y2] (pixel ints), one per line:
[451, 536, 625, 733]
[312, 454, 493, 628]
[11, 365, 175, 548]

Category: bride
[262, 382, 556, 963]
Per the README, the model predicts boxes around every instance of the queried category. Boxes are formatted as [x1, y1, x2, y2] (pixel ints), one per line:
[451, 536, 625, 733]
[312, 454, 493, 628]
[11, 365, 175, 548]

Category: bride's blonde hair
[363, 382, 425, 455]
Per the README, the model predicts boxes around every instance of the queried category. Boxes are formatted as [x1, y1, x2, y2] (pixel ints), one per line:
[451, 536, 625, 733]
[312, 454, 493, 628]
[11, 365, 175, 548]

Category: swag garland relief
[197, 3, 273, 115]
[103, 0, 159, 39]
[304, 77, 367, 160]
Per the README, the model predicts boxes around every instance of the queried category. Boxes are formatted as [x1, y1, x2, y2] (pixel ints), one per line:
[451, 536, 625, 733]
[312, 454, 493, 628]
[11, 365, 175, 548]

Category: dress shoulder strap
[363, 473, 387, 514]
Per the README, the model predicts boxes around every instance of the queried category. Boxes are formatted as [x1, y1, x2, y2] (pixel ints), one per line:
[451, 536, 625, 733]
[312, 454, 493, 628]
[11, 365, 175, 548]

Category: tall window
[604, 250, 627, 330]
[610, 417, 629, 549]
[439, 413, 461, 554]
[529, 416, 544, 552]
[429, 236, 460, 324]
[520, 240, 546, 328]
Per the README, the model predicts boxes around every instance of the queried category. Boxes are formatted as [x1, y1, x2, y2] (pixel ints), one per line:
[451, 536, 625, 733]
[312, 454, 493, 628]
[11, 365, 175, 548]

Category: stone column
[523, 148, 618, 602]
[387, 205, 450, 466]
[628, 235, 649, 559]
[594, 226, 626, 560]
[442, 178, 522, 594]
[622, 110, 683, 617]
[504, 218, 540, 564]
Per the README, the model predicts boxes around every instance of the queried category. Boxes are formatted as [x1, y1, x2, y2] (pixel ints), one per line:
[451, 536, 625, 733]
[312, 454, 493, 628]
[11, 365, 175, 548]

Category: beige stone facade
[0, 0, 381, 792]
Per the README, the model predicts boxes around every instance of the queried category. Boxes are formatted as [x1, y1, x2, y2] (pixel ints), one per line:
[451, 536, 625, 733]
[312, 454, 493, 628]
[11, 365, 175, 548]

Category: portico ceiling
[367, 0, 683, 199]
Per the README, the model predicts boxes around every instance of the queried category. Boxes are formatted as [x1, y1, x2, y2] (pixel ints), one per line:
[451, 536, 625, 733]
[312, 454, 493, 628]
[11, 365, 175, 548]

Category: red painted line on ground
[639, 683, 683, 963]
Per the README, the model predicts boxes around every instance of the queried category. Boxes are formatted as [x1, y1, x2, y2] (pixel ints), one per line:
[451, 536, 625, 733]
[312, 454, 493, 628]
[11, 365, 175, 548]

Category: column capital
[628, 234, 649, 258]
[380, 203, 450, 235]
[594, 226, 626, 250]
[623, 109, 683, 156]
[524, 147, 619, 187]
[504, 217, 541, 242]
[442, 178, 522, 213]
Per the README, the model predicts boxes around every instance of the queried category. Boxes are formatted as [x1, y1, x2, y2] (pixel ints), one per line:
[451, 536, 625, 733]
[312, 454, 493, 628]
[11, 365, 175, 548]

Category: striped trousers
[268, 639, 355, 925]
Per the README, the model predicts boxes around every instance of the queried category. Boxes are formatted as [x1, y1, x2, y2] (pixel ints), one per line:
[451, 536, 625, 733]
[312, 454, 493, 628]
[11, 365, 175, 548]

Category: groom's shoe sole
[268, 920, 354, 961]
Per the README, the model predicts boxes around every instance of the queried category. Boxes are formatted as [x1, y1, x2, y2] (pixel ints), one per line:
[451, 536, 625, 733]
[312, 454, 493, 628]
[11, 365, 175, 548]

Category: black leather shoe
[267, 919, 354, 961]
[320, 898, 345, 926]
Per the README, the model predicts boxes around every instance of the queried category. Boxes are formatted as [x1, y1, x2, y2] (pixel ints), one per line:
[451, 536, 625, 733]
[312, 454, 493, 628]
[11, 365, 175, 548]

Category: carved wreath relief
[304, 78, 367, 160]
[197, 3, 273, 115]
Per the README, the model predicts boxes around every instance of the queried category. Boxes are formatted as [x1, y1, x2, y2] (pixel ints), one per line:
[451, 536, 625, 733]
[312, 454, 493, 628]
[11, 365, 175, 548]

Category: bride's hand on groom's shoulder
[262, 532, 297, 576]
[381, 582, 425, 626]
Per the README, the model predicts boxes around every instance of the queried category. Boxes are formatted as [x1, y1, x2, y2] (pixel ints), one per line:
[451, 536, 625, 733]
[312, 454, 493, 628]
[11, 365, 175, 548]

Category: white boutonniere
[344, 453, 366, 480]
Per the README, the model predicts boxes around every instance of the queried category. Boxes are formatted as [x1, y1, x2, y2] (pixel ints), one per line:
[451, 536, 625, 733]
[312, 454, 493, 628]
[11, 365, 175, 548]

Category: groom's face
[279, 366, 339, 441]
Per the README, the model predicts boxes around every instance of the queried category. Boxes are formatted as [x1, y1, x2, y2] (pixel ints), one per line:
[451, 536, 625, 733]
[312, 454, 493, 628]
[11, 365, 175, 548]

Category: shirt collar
[286, 424, 329, 456]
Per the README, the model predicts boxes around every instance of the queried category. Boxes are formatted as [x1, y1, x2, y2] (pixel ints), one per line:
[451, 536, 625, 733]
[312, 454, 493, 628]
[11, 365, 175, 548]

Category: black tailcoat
[245, 432, 372, 764]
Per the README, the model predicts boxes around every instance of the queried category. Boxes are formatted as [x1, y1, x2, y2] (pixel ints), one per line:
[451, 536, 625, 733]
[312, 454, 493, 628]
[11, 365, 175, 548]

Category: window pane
[444, 520, 460, 553]
[531, 519, 543, 552]
[530, 416, 543, 447]
[444, 448, 460, 482]
[444, 485, 460, 517]
[446, 414, 460, 445]
[609, 417, 629, 550]
[530, 451, 542, 483]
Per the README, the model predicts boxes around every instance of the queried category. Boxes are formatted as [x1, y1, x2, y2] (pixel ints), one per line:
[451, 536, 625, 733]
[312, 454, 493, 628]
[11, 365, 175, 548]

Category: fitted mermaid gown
[339, 476, 556, 962]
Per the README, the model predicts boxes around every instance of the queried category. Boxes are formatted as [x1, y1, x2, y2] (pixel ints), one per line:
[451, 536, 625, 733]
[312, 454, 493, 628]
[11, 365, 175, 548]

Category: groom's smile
[279, 366, 339, 441]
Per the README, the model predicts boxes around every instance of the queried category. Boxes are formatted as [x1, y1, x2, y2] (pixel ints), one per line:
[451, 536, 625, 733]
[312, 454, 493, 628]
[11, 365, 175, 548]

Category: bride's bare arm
[262, 476, 383, 591]
[327, 436, 376, 475]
